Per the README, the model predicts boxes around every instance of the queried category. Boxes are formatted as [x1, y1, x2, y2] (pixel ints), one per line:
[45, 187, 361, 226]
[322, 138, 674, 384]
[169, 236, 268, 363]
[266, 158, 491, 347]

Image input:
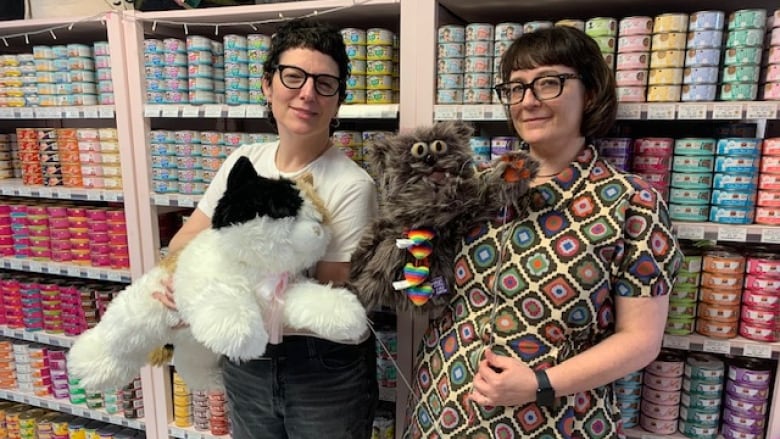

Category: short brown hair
[499, 26, 617, 139]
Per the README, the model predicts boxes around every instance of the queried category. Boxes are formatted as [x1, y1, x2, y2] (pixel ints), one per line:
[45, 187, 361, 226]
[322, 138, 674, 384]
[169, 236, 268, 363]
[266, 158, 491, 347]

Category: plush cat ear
[226, 156, 258, 192]
[443, 120, 475, 140]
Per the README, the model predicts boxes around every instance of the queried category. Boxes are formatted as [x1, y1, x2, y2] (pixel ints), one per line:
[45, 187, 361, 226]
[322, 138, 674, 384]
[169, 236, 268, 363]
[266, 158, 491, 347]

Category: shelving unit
[0, 0, 778, 438]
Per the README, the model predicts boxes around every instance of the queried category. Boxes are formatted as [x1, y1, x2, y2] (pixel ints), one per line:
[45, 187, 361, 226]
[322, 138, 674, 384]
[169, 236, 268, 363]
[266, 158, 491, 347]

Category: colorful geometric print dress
[404, 145, 683, 439]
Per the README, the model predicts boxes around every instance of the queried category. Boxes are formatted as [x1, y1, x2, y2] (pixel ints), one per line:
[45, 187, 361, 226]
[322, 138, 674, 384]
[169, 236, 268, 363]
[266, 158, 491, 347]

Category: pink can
[618, 16, 653, 35]
[615, 70, 647, 86]
[617, 35, 651, 52]
[616, 52, 650, 69]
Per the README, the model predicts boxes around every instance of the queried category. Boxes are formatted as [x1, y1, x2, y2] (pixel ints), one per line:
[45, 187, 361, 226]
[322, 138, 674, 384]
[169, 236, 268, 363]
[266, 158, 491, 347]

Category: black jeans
[222, 335, 378, 439]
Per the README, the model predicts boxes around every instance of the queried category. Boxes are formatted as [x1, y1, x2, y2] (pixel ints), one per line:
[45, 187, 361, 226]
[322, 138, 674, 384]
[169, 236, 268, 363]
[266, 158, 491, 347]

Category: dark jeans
[222, 335, 378, 439]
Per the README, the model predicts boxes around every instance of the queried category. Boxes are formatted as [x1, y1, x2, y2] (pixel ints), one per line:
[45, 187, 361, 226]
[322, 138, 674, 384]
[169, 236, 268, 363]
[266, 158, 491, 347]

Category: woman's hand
[469, 349, 537, 407]
[151, 277, 189, 328]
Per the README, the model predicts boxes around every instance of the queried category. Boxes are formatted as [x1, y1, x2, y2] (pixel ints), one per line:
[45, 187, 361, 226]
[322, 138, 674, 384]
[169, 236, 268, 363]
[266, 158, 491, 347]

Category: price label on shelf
[677, 104, 707, 119]
[746, 102, 777, 120]
[99, 107, 114, 118]
[82, 106, 99, 118]
[742, 343, 772, 359]
[461, 106, 485, 120]
[18, 108, 34, 119]
[712, 103, 742, 119]
[616, 103, 641, 119]
[663, 335, 690, 350]
[434, 106, 458, 120]
[703, 339, 731, 355]
[717, 226, 747, 242]
[181, 106, 199, 118]
[161, 106, 180, 118]
[647, 104, 675, 120]
[0, 108, 14, 118]
[227, 105, 246, 118]
[760, 227, 780, 244]
[64, 108, 81, 118]
[675, 224, 705, 240]
[71, 407, 86, 416]
[246, 105, 265, 118]
[35, 108, 58, 118]
[489, 105, 507, 120]
[203, 105, 223, 118]
[144, 105, 161, 117]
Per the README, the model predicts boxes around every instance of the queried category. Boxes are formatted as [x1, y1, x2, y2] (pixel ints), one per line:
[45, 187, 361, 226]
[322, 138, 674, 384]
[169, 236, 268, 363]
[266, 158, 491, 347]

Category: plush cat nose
[424, 154, 436, 166]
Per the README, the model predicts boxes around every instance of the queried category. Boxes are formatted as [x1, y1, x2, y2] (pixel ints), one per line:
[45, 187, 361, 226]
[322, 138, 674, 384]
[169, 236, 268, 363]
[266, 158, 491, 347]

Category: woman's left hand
[469, 348, 537, 407]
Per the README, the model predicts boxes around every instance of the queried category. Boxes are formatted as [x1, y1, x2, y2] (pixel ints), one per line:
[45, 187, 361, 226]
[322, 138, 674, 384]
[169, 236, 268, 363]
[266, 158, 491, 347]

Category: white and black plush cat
[68, 156, 368, 391]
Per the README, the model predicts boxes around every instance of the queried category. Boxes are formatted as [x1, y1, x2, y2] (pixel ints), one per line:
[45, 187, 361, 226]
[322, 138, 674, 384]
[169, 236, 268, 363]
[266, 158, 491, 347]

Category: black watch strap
[534, 369, 556, 407]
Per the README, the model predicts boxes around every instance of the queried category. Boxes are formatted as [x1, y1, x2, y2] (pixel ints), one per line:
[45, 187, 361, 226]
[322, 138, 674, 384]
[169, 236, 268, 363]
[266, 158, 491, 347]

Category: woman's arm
[471, 294, 669, 406]
[169, 209, 211, 252]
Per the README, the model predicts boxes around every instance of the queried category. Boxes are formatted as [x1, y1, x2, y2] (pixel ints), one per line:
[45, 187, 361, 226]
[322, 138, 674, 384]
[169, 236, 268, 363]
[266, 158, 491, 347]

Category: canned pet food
[720, 82, 758, 101]
[689, 10, 726, 31]
[722, 65, 760, 83]
[617, 35, 651, 52]
[650, 49, 685, 68]
[685, 48, 722, 67]
[727, 9, 767, 30]
[682, 84, 717, 101]
[619, 16, 653, 35]
[647, 84, 681, 101]
[652, 32, 688, 50]
[686, 30, 724, 49]
[726, 29, 764, 47]
[723, 47, 763, 65]
[616, 52, 650, 69]
[683, 66, 719, 84]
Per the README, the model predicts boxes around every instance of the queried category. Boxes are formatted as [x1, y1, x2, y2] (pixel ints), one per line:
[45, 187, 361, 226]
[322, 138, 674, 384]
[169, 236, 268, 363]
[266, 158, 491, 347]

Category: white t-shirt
[197, 141, 377, 263]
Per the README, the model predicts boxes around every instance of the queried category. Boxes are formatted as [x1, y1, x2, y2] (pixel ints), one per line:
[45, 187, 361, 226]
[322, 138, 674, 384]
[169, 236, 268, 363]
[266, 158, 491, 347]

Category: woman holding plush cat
[406, 26, 682, 438]
[160, 18, 378, 439]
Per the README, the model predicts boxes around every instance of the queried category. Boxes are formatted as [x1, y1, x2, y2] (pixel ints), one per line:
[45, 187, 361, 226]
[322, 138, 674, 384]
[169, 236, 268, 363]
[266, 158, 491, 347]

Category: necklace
[536, 169, 564, 178]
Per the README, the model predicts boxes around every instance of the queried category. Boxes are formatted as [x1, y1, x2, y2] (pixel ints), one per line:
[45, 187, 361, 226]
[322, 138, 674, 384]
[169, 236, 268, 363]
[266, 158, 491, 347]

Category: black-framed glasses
[274, 64, 342, 97]
[494, 73, 581, 105]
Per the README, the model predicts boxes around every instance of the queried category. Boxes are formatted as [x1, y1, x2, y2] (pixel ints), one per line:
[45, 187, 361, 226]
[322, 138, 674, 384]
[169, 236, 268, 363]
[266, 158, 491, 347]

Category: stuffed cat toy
[350, 121, 538, 316]
[67, 156, 368, 391]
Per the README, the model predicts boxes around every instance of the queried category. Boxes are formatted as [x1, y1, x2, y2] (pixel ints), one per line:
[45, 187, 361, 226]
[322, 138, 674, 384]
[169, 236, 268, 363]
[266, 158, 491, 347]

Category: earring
[330, 118, 340, 128]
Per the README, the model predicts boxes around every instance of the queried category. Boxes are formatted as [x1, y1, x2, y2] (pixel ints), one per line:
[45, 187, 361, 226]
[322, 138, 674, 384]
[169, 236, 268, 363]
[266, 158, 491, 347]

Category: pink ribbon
[258, 272, 290, 345]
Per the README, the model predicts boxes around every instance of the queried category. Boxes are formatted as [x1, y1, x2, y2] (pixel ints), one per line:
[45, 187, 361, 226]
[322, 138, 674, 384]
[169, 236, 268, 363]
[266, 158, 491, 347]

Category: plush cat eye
[430, 140, 448, 154]
[411, 142, 428, 157]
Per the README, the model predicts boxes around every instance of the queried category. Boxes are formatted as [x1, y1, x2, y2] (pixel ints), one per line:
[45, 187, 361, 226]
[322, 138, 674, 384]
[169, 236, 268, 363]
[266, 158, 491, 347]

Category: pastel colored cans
[144, 39, 164, 53]
[186, 35, 212, 51]
[616, 52, 650, 69]
[713, 173, 757, 190]
[345, 44, 367, 60]
[681, 84, 717, 101]
[465, 41, 493, 57]
[727, 9, 767, 30]
[671, 172, 713, 189]
[615, 70, 647, 86]
[639, 415, 676, 435]
[762, 82, 780, 100]
[686, 30, 724, 49]
[767, 27, 780, 45]
[650, 49, 685, 68]
[723, 46, 762, 65]
[437, 74, 462, 89]
[670, 188, 710, 204]
[673, 155, 714, 172]
[463, 73, 491, 88]
[617, 35, 651, 52]
[716, 138, 761, 156]
[436, 89, 462, 104]
[464, 56, 491, 72]
[711, 189, 756, 207]
[438, 57, 464, 74]
[709, 205, 754, 224]
[463, 88, 492, 104]
[651, 32, 688, 50]
[720, 82, 758, 101]
[247, 34, 271, 50]
[438, 43, 464, 58]
[366, 75, 393, 90]
[654, 13, 689, 33]
[585, 17, 617, 37]
[762, 65, 780, 82]
[494, 23, 522, 40]
[346, 74, 365, 89]
[726, 29, 764, 47]
[616, 86, 646, 102]
[367, 28, 395, 46]
[647, 84, 681, 101]
[683, 66, 719, 83]
[465, 23, 494, 41]
[555, 19, 585, 31]
[437, 25, 465, 43]
[619, 16, 653, 35]
[689, 10, 726, 31]
[722, 65, 760, 83]
[523, 21, 553, 34]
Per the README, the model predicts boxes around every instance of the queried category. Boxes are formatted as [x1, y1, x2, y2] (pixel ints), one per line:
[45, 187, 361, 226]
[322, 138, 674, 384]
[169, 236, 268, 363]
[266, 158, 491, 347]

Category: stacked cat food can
[33, 44, 97, 107]
[721, 9, 766, 101]
[94, 41, 114, 105]
[648, 13, 688, 102]
[144, 38, 187, 105]
[223, 34, 248, 105]
[740, 252, 780, 341]
[187, 36, 222, 105]
[756, 137, 780, 224]
[639, 350, 684, 435]
[615, 16, 652, 102]
[710, 138, 760, 224]
[342, 27, 368, 104]
[668, 137, 715, 222]
[696, 247, 745, 339]
[761, 10, 780, 99]
[678, 353, 724, 438]
[722, 358, 772, 439]
[666, 247, 702, 335]
[366, 28, 398, 105]
[682, 11, 725, 101]
[436, 24, 465, 104]
[586, 17, 618, 69]
[0, 53, 37, 108]
[614, 370, 642, 428]
[463, 23, 493, 104]
[247, 34, 270, 105]
[491, 22, 522, 103]
[632, 137, 673, 199]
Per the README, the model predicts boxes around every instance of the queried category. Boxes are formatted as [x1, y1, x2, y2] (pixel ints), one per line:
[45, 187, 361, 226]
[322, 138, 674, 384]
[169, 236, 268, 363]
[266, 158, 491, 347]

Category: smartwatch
[534, 369, 556, 407]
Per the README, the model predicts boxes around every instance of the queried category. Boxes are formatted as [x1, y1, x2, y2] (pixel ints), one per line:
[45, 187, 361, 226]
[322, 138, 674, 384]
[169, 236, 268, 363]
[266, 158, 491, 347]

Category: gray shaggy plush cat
[350, 121, 538, 315]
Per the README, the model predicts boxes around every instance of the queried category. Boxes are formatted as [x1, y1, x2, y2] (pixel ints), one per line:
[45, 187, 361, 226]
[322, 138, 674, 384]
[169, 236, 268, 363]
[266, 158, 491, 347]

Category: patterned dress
[405, 145, 682, 439]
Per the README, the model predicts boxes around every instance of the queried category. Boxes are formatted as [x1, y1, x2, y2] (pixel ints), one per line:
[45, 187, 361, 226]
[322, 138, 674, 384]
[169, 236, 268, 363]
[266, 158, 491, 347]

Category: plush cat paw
[499, 151, 536, 183]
